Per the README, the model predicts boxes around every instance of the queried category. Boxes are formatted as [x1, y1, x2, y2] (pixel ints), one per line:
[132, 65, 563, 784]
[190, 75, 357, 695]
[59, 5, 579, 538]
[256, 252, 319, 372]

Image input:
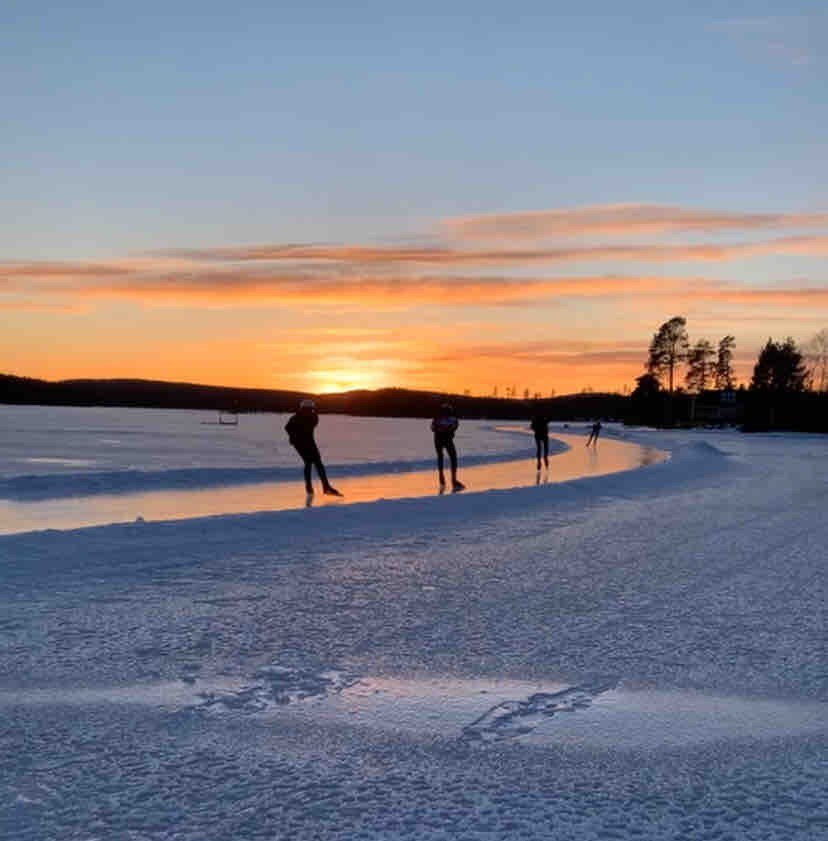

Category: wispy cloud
[3, 257, 827, 313]
[2, 268, 693, 308]
[157, 235, 828, 267]
[0, 258, 186, 278]
[441, 204, 828, 242]
[4, 204, 827, 329]
[6, 203, 828, 313]
[0, 298, 81, 312]
[712, 15, 825, 67]
[696, 285, 828, 306]
[428, 338, 645, 365]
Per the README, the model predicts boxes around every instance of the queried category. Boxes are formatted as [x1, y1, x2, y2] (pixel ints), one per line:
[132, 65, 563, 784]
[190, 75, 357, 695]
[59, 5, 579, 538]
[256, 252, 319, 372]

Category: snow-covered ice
[0, 406, 826, 840]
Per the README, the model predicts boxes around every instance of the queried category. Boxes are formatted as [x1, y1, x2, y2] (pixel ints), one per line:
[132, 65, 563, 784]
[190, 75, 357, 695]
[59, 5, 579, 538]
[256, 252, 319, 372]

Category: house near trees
[688, 388, 742, 425]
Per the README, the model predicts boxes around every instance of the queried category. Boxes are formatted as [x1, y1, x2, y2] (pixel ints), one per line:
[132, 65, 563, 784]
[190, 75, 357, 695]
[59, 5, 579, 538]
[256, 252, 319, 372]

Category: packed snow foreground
[0, 409, 826, 840]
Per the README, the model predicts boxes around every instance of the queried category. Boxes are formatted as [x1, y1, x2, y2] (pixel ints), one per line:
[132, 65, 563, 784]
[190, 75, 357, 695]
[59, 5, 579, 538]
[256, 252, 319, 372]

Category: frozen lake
[0, 407, 663, 533]
[1, 406, 826, 840]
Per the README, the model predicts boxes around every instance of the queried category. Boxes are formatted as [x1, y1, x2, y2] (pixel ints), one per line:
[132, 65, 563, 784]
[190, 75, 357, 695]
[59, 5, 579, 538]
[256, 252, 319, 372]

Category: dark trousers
[294, 443, 329, 491]
[535, 435, 549, 466]
[435, 438, 458, 480]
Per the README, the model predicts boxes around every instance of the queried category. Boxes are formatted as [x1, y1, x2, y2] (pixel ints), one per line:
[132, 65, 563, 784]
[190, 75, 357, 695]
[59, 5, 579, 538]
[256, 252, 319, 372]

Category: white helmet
[299, 399, 316, 410]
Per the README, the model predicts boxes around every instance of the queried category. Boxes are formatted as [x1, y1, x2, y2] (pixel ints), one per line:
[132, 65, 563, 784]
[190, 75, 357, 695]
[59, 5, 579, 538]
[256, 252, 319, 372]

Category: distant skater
[530, 409, 550, 470]
[431, 403, 465, 492]
[285, 400, 341, 496]
[586, 419, 602, 447]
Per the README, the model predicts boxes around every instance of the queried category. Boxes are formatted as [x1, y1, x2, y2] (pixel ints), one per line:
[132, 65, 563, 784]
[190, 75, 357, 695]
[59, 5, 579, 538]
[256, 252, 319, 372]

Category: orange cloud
[4, 256, 828, 314]
[0, 257, 189, 279]
[158, 235, 828, 267]
[0, 299, 81, 312]
[689, 285, 828, 305]
[0, 261, 135, 278]
[427, 339, 646, 365]
[3, 266, 697, 308]
[442, 204, 828, 241]
[5, 232, 828, 314]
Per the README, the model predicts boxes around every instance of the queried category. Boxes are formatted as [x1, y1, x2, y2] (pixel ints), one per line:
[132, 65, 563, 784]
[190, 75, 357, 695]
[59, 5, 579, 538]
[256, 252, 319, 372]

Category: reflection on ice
[4, 670, 824, 751]
[556, 686, 828, 748]
[0, 679, 241, 709]
[19, 457, 99, 467]
[325, 675, 575, 738]
[312, 675, 827, 749]
[0, 433, 667, 534]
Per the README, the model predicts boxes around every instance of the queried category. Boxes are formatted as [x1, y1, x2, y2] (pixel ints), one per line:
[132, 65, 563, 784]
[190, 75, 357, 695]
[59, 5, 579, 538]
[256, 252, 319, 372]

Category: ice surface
[0, 429, 664, 534]
[0, 406, 533, 491]
[0, 408, 826, 840]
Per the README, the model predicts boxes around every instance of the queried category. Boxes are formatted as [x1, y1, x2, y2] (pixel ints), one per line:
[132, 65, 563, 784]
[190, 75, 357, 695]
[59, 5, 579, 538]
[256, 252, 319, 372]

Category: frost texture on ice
[1, 408, 826, 840]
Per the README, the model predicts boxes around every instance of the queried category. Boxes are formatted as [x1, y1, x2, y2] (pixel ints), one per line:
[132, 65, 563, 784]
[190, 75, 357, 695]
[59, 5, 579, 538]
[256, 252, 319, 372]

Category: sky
[2, 1, 827, 396]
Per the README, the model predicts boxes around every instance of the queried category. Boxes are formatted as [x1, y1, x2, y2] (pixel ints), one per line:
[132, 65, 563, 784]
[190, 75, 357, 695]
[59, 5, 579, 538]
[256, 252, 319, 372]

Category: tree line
[637, 316, 825, 395]
[630, 317, 828, 431]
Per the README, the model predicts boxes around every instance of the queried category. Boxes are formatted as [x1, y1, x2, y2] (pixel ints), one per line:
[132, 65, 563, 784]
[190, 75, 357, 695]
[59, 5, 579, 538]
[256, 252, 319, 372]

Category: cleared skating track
[0, 432, 666, 534]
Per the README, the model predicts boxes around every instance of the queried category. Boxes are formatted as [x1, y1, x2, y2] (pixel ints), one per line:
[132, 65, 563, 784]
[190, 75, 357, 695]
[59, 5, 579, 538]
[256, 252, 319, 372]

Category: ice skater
[285, 399, 341, 497]
[431, 402, 465, 492]
[530, 408, 550, 470]
[586, 419, 602, 447]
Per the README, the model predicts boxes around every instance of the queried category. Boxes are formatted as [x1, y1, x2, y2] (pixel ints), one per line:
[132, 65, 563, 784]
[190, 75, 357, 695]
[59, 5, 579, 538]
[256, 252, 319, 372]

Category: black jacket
[431, 415, 458, 444]
[530, 415, 549, 438]
[285, 411, 318, 450]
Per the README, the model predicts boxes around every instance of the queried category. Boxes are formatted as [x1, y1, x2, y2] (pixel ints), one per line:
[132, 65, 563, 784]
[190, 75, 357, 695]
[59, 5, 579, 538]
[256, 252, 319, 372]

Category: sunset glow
[2, 5, 826, 397]
[309, 363, 394, 395]
[3, 208, 826, 396]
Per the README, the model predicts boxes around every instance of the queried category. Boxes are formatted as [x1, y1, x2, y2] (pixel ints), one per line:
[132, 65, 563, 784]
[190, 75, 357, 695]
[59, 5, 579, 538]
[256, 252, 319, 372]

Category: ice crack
[461, 681, 615, 743]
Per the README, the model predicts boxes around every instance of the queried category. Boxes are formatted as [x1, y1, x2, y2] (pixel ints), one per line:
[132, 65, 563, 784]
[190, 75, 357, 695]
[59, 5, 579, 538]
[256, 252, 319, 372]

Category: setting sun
[309, 363, 391, 394]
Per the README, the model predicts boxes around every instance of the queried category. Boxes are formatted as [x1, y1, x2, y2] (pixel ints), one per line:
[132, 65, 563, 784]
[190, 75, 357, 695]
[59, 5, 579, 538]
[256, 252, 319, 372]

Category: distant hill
[0, 374, 307, 414]
[0, 374, 626, 421]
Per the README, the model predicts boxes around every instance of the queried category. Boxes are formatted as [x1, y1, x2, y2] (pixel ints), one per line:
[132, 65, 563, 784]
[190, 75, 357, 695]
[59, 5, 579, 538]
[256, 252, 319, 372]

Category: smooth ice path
[0, 432, 666, 534]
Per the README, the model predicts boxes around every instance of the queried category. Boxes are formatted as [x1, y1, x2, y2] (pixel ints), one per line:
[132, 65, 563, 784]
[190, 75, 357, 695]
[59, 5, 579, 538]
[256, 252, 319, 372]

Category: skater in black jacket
[431, 403, 465, 492]
[530, 409, 550, 470]
[285, 400, 341, 496]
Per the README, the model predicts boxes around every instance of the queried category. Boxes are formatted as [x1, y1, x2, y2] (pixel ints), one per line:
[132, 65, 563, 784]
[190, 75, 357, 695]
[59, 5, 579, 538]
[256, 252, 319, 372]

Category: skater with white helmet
[285, 399, 341, 496]
[431, 402, 465, 492]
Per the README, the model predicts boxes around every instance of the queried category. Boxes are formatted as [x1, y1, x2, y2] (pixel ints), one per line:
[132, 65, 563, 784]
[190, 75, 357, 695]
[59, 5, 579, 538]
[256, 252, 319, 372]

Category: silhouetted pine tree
[750, 338, 808, 392]
[647, 316, 689, 393]
[714, 335, 736, 390]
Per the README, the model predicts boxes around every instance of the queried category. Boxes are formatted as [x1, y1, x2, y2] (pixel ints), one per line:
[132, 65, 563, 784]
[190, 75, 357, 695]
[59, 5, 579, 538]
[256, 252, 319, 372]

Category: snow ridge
[0, 446, 550, 501]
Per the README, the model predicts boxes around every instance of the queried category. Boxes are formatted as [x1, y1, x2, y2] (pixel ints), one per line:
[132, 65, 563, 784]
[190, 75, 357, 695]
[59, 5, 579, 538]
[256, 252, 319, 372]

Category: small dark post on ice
[285, 399, 342, 497]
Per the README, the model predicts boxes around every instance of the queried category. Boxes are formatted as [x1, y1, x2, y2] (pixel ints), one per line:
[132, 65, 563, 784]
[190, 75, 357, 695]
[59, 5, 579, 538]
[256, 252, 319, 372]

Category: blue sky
[2, 2, 827, 393]
[4, 2, 826, 257]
